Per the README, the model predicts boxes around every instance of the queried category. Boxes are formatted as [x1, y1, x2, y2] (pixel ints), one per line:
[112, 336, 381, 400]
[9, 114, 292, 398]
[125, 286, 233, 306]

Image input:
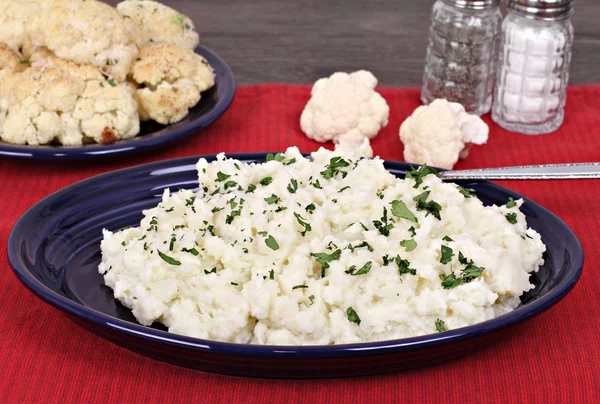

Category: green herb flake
[211, 206, 224, 213]
[121, 241, 126, 246]
[216, 171, 231, 182]
[269, 269, 275, 280]
[321, 157, 350, 179]
[442, 235, 454, 242]
[264, 194, 280, 205]
[305, 203, 316, 213]
[274, 206, 288, 213]
[246, 184, 257, 193]
[173, 13, 184, 26]
[226, 210, 241, 225]
[346, 307, 361, 326]
[292, 285, 308, 290]
[308, 295, 315, 304]
[373, 207, 394, 236]
[413, 191, 442, 220]
[382, 254, 391, 266]
[435, 318, 447, 332]
[224, 180, 237, 189]
[169, 234, 176, 251]
[376, 191, 385, 200]
[405, 164, 441, 188]
[408, 226, 417, 237]
[345, 261, 373, 276]
[19, 59, 30, 65]
[396, 256, 417, 276]
[287, 179, 298, 194]
[294, 212, 312, 236]
[311, 249, 342, 278]
[260, 177, 273, 186]
[440, 245, 454, 264]
[285, 158, 296, 166]
[347, 241, 374, 252]
[338, 186, 351, 193]
[459, 187, 477, 198]
[204, 267, 216, 274]
[182, 247, 199, 256]
[266, 153, 285, 162]
[440, 273, 462, 289]
[158, 250, 181, 266]
[107, 79, 117, 87]
[265, 235, 279, 250]
[505, 212, 518, 224]
[506, 197, 517, 208]
[391, 200, 418, 223]
[400, 239, 417, 252]
[258, 231, 268, 237]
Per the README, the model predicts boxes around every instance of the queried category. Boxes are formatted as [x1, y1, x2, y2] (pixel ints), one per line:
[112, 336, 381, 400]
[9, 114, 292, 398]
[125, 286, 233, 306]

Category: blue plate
[0, 46, 235, 160]
[8, 155, 583, 378]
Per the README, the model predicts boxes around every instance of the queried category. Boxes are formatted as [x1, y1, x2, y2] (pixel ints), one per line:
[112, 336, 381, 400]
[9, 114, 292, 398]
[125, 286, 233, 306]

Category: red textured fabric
[1, 84, 599, 403]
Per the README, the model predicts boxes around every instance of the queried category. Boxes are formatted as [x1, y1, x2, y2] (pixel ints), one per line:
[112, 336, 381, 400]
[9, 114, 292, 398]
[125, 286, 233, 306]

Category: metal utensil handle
[441, 162, 600, 180]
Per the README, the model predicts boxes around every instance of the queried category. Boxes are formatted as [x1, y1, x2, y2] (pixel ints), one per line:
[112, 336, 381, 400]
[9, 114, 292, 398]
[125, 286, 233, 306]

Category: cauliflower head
[130, 43, 215, 125]
[399, 99, 489, 170]
[27, 0, 138, 82]
[300, 70, 389, 144]
[1, 57, 139, 146]
[0, 0, 54, 51]
[116, 0, 200, 50]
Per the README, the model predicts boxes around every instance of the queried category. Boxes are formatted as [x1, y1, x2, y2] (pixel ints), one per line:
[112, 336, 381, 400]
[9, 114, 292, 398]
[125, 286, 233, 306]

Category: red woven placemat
[1, 85, 599, 403]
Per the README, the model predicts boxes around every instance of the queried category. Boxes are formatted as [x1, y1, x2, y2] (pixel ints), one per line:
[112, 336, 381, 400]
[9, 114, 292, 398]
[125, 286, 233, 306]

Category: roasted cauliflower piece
[21, 35, 54, 63]
[130, 44, 215, 125]
[0, 43, 29, 73]
[27, 0, 138, 82]
[0, 0, 54, 51]
[116, 0, 200, 50]
[0, 57, 139, 146]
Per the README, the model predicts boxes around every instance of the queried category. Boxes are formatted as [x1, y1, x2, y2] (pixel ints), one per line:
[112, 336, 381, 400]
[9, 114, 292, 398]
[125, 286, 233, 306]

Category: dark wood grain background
[107, 0, 600, 87]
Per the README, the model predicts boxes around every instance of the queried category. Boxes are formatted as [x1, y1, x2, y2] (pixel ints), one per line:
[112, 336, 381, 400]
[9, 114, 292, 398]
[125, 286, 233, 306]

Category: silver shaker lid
[508, 0, 574, 21]
[441, 0, 499, 10]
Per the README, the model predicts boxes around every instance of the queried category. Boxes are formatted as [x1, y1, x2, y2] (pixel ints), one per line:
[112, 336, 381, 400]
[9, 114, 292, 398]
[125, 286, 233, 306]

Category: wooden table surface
[108, 0, 600, 87]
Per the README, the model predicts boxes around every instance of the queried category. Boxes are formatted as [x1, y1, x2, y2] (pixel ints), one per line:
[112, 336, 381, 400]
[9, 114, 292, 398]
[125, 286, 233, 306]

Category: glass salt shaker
[492, 0, 574, 134]
[421, 0, 501, 115]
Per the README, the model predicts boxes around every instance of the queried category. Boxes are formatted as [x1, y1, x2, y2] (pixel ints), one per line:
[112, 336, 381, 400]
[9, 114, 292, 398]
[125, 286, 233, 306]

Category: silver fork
[440, 163, 600, 180]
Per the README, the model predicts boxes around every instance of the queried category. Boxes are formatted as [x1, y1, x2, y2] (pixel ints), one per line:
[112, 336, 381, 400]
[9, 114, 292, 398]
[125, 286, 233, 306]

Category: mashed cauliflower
[99, 147, 546, 345]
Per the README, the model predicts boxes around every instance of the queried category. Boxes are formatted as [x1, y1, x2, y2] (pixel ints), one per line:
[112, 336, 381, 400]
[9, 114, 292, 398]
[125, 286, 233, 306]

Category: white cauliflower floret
[21, 35, 54, 63]
[334, 138, 374, 159]
[300, 70, 389, 144]
[0, 0, 54, 51]
[27, 0, 138, 82]
[130, 43, 215, 125]
[0, 57, 139, 146]
[116, 0, 200, 50]
[399, 99, 489, 170]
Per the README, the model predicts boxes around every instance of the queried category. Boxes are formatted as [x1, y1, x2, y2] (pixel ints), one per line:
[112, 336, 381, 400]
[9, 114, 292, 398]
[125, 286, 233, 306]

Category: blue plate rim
[0, 45, 236, 160]
[8, 154, 584, 358]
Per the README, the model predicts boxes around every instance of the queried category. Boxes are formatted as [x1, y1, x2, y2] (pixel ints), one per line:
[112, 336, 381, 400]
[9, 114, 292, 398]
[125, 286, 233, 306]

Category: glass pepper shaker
[492, 0, 574, 135]
[421, 0, 501, 116]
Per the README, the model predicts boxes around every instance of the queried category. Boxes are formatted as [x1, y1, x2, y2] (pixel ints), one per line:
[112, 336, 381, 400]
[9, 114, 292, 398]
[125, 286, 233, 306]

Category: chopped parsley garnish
[19, 59, 30, 65]
[182, 247, 199, 256]
[413, 191, 442, 220]
[346, 307, 361, 326]
[435, 318, 447, 332]
[229, 199, 238, 209]
[376, 191, 385, 200]
[224, 180, 237, 189]
[285, 158, 296, 166]
[347, 241, 374, 252]
[382, 254, 391, 266]
[311, 179, 322, 189]
[373, 207, 393, 236]
[321, 157, 350, 179]
[440, 273, 462, 289]
[158, 250, 181, 266]
[274, 206, 288, 213]
[260, 176, 273, 186]
[311, 249, 342, 278]
[459, 187, 477, 198]
[107, 79, 117, 87]
[165, 207, 175, 213]
[269, 269, 275, 280]
[265, 235, 279, 250]
[121, 241, 126, 246]
[505, 212, 518, 224]
[442, 235, 454, 242]
[400, 239, 417, 252]
[216, 171, 231, 182]
[308, 295, 315, 304]
[391, 200, 418, 223]
[147, 216, 158, 231]
[173, 13, 184, 26]
[338, 186, 351, 193]
[169, 234, 176, 251]
[287, 179, 298, 193]
[211, 207, 224, 213]
[292, 285, 308, 290]
[440, 245, 454, 264]
[326, 241, 338, 250]
[396, 256, 417, 276]
[266, 153, 285, 162]
[264, 194, 280, 205]
[405, 164, 440, 188]
[305, 203, 316, 213]
[506, 197, 517, 208]
[294, 213, 312, 236]
[408, 226, 417, 237]
[226, 210, 241, 224]
[204, 267, 216, 274]
[231, 282, 238, 286]
[258, 231, 268, 236]
[246, 184, 257, 193]
[359, 222, 369, 231]
[345, 261, 372, 276]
